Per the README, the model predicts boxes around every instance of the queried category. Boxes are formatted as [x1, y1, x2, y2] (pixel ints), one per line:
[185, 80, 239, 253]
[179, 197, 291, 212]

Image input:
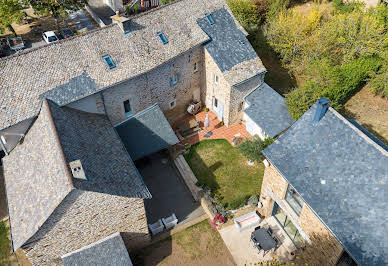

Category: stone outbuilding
[259, 98, 388, 265]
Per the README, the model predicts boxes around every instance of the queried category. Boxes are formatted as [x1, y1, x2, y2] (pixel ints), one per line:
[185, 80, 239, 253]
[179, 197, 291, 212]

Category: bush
[227, 0, 261, 29]
[266, 0, 289, 21]
[238, 135, 275, 162]
[333, 0, 363, 14]
[247, 194, 259, 206]
[228, 196, 247, 209]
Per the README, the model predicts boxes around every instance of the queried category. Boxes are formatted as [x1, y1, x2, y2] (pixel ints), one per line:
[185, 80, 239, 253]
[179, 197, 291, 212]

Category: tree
[27, 0, 87, 28]
[238, 135, 274, 162]
[0, 0, 24, 34]
[227, 0, 260, 29]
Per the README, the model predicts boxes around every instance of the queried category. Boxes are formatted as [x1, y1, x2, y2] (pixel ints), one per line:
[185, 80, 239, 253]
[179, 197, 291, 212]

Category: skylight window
[206, 14, 215, 25]
[102, 55, 116, 69]
[158, 32, 168, 45]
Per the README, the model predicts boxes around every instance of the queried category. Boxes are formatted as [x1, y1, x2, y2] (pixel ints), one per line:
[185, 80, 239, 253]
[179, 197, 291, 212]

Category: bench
[234, 211, 261, 232]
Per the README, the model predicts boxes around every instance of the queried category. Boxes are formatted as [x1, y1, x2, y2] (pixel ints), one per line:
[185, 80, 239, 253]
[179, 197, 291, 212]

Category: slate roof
[2, 100, 74, 250]
[197, 8, 266, 86]
[61, 232, 132, 266]
[262, 101, 388, 265]
[0, 0, 239, 132]
[244, 83, 293, 138]
[116, 104, 179, 160]
[48, 101, 151, 198]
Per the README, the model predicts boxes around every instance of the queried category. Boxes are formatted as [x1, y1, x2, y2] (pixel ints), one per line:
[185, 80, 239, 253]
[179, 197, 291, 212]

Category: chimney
[111, 11, 131, 35]
[312, 97, 329, 125]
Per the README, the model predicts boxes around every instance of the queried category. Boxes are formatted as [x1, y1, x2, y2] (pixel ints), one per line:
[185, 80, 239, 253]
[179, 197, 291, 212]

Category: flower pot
[288, 251, 296, 261]
[247, 160, 254, 166]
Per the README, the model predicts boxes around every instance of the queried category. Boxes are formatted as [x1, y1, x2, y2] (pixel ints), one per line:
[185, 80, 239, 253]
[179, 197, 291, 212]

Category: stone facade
[259, 165, 344, 265]
[101, 46, 203, 126]
[23, 190, 149, 266]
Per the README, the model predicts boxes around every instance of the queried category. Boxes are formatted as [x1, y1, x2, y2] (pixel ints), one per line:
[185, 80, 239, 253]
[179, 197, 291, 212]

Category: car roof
[44, 31, 56, 37]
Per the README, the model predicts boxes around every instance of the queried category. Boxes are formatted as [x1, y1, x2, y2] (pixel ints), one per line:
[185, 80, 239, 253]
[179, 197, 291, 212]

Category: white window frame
[169, 99, 177, 109]
[193, 62, 198, 73]
[0, 135, 6, 145]
[214, 74, 219, 85]
[172, 73, 178, 85]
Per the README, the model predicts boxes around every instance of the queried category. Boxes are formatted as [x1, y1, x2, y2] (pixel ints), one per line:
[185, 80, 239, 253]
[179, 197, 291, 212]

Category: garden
[184, 139, 266, 210]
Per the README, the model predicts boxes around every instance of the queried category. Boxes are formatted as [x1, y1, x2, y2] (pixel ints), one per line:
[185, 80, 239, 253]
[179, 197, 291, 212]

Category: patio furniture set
[148, 213, 178, 235]
[250, 226, 281, 256]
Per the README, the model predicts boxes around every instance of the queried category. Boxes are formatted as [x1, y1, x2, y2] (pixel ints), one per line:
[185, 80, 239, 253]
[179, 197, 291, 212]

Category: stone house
[0, 0, 294, 264]
[259, 98, 388, 265]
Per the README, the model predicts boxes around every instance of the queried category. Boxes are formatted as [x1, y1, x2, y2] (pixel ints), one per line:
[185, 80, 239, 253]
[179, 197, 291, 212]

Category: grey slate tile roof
[2, 100, 74, 250]
[48, 101, 151, 198]
[262, 101, 388, 265]
[244, 83, 293, 138]
[197, 8, 266, 86]
[116, 104, 179, 160]
[61, 232, 132, 266]
[0, 0, 234, 131]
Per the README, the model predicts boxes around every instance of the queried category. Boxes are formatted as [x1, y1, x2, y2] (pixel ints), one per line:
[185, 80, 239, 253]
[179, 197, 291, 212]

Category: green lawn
[0, 221, 11, 265]
[184, 139, 264, 206]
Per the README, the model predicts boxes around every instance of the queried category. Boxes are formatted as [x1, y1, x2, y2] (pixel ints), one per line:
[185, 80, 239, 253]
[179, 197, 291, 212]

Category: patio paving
[219, 216, 297, 265]
[173, 111, 251, 145]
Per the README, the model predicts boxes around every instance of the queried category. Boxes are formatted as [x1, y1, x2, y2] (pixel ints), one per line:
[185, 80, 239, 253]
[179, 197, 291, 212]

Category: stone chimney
[312, 97, 329, 125]
[111, 11, 131, 35]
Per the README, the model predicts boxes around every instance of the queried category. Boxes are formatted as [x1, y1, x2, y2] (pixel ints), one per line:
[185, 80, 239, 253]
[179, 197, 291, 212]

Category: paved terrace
[173, 111, 251, 145]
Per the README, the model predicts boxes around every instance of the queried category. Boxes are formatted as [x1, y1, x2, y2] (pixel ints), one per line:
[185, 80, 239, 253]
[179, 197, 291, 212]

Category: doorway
[213, 97, 223, 121]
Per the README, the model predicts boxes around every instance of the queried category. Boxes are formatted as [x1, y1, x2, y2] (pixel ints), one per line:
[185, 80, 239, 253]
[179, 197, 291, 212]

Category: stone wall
[102, 46, 203, 126]
[259, 165, 343, 265]
[202, 49, 232, 126]
[22, 189, 150, 265]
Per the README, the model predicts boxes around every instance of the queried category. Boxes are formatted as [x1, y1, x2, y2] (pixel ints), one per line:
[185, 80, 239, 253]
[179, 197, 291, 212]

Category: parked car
[60, 28, 74, 39]
[7, 36, 24, 51]
[42, 31, 59, 44]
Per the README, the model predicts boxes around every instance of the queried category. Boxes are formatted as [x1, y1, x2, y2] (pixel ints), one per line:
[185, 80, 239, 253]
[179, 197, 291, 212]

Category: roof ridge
[43, 99, 75, 188]
[328, 107, 388, 156]
[126, 0, 186, 19]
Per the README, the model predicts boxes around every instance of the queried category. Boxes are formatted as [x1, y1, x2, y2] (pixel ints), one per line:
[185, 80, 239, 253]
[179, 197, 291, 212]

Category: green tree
[238, 135, 274, 162]
[27, 0, 87, 28]
[0, 0, 24, 34]
[227, 0, 260, 29]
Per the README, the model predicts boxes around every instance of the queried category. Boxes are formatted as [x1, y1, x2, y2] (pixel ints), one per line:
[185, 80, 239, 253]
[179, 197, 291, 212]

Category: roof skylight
[158, 32, 168, 45]
[102, 55, 116, 69]
[206, 14, 215, 25]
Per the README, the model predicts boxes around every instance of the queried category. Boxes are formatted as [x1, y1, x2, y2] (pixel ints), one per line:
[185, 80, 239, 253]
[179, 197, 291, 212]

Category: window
[123, 100, 132, 117]
[170, 72, 181, 87]
[239, 39, 246, 45]
[238, 101, 244, 112]
[206, 14, 215, 25]
[0, 135, 6, 145]
[169, 100, 176, 109]
[157, 32, 168, 45]
[214, 97, 218, 108]
[193, 62, 198, 73]
[102, 55, 116, 69]
[214, 74, 219, 84]
[285, 185, 304, 216]
[273, 203, 305, 247]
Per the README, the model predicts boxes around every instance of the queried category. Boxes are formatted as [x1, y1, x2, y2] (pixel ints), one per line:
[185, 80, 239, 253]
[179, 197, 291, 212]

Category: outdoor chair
[254, 226, 261, 230]
[267, 227, 273, 236]
[273, 235, 280, 249]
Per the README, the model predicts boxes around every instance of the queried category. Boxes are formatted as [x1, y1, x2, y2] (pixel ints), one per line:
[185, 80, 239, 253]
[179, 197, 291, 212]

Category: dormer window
[158, 32, 168, 45]
[206, 14, 215, 25]
[123, 99, 132, 117]
[102, 55, 116, 69]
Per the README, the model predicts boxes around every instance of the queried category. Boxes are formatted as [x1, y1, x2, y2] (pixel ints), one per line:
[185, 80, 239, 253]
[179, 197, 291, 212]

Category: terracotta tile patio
[172, 111, 252, 145]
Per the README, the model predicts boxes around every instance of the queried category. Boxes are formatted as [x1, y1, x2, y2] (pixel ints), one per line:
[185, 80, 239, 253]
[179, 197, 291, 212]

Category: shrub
[228, 196, 247, 209]
[333, 0, 363, 14]
[238, 135, 274, 162]
[247, 194, 259, 206]
[227, 0, 261, 29]
[266, 0, 289, 21]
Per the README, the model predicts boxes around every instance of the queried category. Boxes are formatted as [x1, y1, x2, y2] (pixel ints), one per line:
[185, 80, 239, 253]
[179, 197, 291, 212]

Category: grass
[184, 139, 264, 206]
[0, 221, 11, 265]
[133, 220, 232, 265]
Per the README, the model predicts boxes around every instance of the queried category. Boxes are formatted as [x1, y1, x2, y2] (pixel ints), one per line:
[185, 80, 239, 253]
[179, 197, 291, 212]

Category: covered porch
[219, 216, 298, 265]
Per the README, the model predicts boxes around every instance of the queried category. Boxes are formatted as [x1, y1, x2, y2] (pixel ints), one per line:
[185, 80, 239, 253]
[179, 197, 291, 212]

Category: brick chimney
[312, 97, 329, 125]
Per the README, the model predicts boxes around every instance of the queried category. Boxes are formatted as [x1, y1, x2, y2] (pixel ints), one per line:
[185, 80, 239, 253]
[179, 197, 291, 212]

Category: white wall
[243, 102, 267, 140]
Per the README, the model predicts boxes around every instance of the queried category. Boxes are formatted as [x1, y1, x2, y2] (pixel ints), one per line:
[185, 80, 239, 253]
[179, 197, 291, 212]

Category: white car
[42, 31, 59, 44]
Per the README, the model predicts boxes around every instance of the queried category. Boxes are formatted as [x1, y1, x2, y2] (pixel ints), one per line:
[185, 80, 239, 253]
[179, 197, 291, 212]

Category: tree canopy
[0, 0, 24, 34]
[27, 0, 87, 19]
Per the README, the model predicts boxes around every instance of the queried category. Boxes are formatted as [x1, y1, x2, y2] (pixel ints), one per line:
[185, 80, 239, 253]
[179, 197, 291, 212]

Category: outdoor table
[252, 228, 276, 251]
